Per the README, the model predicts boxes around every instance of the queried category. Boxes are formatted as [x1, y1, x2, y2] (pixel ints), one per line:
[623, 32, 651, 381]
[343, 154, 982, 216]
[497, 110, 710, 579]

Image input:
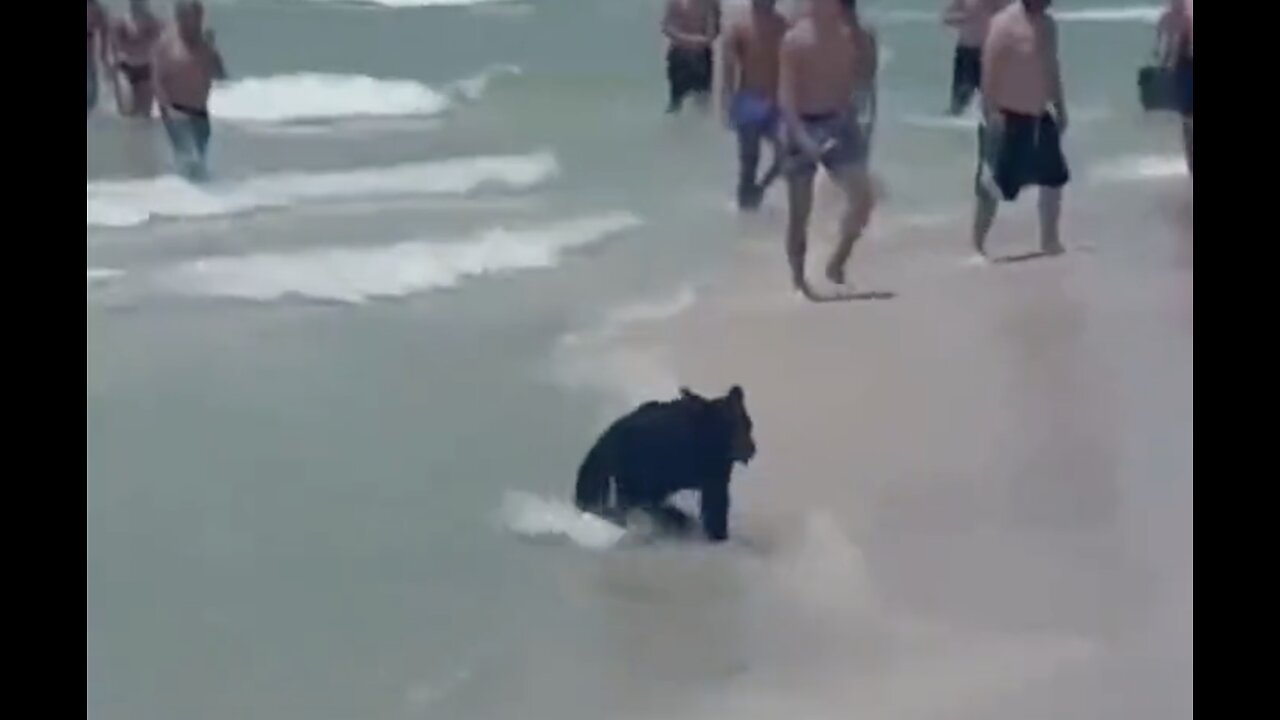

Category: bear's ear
[726, 385, 744, 404]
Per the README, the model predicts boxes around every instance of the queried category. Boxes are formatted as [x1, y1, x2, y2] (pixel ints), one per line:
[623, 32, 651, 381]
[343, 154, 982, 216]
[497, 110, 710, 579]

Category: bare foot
[1041, 241, 1065, 256]
[824, 258, 848, 286]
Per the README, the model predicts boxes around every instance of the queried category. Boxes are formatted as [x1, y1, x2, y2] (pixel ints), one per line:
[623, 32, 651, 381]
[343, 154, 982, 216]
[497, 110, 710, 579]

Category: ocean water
[87, 2, 1188, 719]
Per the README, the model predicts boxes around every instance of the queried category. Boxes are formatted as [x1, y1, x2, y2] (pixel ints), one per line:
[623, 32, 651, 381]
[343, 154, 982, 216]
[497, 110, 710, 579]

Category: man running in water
[152, 0, 226, 180]
[942, 0, 1010, 115]
[973, 0, 1069, 259]
[87, 0, 108, 116]
[720, 0, 787, 210]
[779, 0, 876, 297]
[107, 0, 163, 117]
[1156, 0, 1192, 175]
[662, 0, 721, 114]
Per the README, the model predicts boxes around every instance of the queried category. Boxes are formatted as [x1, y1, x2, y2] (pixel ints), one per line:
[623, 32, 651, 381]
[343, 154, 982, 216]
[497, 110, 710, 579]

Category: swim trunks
[730, 91, 779, 135]
[784, 112, 868, 179]
[87, 60, 98, 113]
[666, 45, 713, 110]
[162, 103, 212, 180]
[118, 61, 151, 86]
[951, 44, 982, 110]
[1174, 53, 1193, 118]
[976, 110, 1069, 202]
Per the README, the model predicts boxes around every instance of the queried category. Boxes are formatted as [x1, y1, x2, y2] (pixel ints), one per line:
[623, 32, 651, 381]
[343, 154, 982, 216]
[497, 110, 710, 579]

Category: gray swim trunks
[784, 112, 868, 178]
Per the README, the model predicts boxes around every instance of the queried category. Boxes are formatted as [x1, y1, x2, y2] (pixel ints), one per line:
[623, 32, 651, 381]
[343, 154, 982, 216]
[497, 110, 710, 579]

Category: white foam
[212, 66, 520, 125]
[449, 64, 522, 102]
[1091, 154, 1187, 182]
[498, 491, 627, 550]
[877, 6, 1160, 24]
[86, 151, 558, 228]
[156, 212, 641, 304]
[309, 0, 514, 8]
[87, 268, 124, 285]
[213, 74, 451, 124]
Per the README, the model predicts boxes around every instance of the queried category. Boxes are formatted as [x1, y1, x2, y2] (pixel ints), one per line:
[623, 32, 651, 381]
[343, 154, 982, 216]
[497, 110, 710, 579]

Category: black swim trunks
[976, 110, 1070, 202]
[118, 62, 151, 85]
[666, 45, 713, 111]
[951, 45, 982, 112]
[1174, 53, 1193, 118]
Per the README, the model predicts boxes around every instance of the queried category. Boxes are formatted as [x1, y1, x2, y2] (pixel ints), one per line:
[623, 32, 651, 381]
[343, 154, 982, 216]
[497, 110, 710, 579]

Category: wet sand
[611, 179, 1192, 719]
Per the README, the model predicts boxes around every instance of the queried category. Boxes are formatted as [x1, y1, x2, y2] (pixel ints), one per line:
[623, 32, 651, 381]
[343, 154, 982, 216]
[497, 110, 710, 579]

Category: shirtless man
[107, 0, 163, 117]
[662, 0, 721, 114]
[972, 0, 1069, 259]
[720, 0, 787, 210]
[1156, 0, 1192, 175]
[87, 0, 108, 116]
[942, 0, 1010, 114]
[779, 0, 876, 297]
[152, 0, 226, 180]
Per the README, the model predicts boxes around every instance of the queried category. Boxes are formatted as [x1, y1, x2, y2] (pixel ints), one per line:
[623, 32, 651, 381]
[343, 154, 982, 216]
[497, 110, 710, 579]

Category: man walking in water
[152, 0, 226, 181]
[720, 0, 787, 210]
[972, 0, 1069, 259]
[1156, 0, 1192, 175]
[942, 0, 1009, 115]
[107, 0, 163, 117]
[661, 0, 720, 114]
[87, 0, 108, 116]
[779, 0, 877, 297]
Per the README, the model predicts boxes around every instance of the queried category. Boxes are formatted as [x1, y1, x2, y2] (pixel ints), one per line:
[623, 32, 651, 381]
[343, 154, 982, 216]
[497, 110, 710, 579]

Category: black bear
[574, 385, 756, 542]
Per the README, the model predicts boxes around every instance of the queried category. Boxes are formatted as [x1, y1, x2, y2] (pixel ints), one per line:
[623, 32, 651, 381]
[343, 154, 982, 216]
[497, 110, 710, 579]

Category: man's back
[782, 19, 858, 116]
[984, 2, 1055, 115]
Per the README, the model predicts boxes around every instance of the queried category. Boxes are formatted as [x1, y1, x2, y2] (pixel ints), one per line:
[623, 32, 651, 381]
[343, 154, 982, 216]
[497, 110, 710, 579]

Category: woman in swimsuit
[107, 0, 162, 117]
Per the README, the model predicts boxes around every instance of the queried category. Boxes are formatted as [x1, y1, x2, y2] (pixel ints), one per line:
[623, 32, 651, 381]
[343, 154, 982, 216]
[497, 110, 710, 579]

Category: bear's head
[680, 385, 756, 466]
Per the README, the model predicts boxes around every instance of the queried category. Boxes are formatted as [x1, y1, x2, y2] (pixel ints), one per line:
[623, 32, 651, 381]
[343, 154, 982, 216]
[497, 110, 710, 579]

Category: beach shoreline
[578, 175, 1193, 717]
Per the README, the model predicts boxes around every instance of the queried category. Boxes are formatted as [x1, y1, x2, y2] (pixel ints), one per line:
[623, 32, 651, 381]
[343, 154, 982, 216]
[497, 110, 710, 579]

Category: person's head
[751, 0, 777, 13]
[1021, 0, 1052, 14]
[175, 0, 205, 42]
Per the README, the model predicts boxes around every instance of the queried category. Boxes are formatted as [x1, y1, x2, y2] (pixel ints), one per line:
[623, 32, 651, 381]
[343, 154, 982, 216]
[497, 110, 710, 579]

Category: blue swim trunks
[162, 104, 212, 181]
[730, 91, 780, 135]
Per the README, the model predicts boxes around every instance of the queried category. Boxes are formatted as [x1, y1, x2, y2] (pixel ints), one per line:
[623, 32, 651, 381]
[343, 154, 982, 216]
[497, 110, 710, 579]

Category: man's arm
[700, 479, 730, 542]
[718, 24, 739, 123]
[979, 23, 1002, 126]
[205, 31, 228, 80]
[1043, 19, 1066, 132]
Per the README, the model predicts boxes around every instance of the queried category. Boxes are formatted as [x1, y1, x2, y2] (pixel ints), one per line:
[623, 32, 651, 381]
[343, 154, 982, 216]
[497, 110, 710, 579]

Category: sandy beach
[600, 175, 1193, 719]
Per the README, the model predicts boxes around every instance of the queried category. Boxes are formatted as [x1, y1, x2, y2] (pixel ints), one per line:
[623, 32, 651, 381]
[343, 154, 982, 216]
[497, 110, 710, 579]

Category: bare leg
[786, 172, 816, 296]
[736, 129, 763, 209]
[826, 164, 874, 285]
[131, 81, 156, 119]
[1182, 118, 1193, 177]
[109, 68, 130, 116]
[972, 181, 998, 257]
[1038, 187, 1064, 255]
[755, 133, 785, 198]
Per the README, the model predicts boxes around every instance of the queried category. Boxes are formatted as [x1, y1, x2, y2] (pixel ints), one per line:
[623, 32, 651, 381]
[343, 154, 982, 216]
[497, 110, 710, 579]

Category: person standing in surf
[106, 0, 163, 117]
[942, 0, 1010, 115]
[1156, 0, 1192, 176]
[661, 0, 721, 114]
[720, 0, 787, 210]
[779, 0, 877, 298]
[87, 0, 108, 116]
[152, 0, 226, 181]
[972, 0, 1070, 259]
